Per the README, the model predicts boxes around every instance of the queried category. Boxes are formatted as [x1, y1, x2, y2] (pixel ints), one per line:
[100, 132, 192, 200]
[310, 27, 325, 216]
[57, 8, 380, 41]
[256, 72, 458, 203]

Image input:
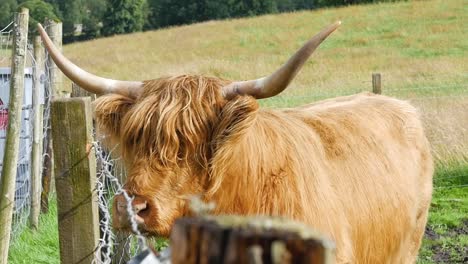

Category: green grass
[417, 162, 468, 264]
[8, 200, 59, 264]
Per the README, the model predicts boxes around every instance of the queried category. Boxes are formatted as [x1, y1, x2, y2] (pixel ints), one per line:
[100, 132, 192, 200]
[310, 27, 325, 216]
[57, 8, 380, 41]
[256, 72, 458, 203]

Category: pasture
[8, 0, 467, 263]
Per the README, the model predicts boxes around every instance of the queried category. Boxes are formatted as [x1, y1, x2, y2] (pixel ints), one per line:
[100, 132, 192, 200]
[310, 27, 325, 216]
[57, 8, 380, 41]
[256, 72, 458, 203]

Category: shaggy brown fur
[95, 75, 433, 263]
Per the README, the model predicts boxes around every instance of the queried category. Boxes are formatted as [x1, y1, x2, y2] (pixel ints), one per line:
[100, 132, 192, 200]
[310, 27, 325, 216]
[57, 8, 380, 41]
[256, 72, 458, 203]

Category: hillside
[63, 0, 466, 101]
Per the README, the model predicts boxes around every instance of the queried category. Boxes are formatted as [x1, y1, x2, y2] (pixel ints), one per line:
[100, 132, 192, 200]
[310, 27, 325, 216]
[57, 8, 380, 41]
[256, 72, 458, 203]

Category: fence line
[0, 13, 52, 260]
[0, 8, 29, 264]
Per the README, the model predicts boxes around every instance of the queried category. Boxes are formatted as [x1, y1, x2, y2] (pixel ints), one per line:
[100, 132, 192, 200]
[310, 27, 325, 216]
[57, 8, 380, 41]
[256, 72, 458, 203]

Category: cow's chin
[137, 210, 173, 238]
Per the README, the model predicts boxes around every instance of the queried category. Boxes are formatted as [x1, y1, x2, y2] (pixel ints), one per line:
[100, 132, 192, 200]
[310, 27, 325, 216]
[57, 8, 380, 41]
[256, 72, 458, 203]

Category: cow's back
[209, 92, 433, 263]
[293, 92, 433, 263]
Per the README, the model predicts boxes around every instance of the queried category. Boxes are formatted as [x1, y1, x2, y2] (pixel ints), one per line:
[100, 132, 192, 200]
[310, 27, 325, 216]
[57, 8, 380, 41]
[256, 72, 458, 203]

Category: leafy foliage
[102, 0, 147, 36]
[316, 0, 401, 7]
[18, 0, 58, 35]
[0, 0, 17, 29]
[45, 0, 107, 42]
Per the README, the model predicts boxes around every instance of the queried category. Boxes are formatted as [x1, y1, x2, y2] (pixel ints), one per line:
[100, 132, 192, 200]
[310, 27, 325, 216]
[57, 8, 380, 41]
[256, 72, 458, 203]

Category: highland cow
[39, 21, 433, 263]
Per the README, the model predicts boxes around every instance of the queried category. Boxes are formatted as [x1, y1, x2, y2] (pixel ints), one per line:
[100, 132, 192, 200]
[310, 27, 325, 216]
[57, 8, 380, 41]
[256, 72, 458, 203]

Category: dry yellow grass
[63, 0, 466, 91]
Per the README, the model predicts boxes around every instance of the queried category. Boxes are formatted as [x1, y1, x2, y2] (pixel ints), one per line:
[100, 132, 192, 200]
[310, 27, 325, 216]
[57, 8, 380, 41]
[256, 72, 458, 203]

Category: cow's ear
[212, 95, 258, 150]
[94, 94, 135, 142]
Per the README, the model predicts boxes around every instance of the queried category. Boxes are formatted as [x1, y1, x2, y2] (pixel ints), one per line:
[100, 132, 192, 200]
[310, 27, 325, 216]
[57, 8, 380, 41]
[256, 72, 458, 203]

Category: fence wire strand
[93, 141, 149, 263]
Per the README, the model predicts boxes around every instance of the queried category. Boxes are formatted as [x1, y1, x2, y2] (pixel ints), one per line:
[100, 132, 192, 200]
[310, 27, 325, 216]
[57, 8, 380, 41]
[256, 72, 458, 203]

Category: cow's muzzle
[113, 194, 148, 230]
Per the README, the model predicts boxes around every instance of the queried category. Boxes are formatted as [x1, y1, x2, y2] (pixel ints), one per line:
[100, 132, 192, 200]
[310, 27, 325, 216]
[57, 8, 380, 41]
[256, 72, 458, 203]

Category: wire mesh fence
[91, 133, 170, 263]
[93, 141, 148, 264]
[0, 18, 51, 240]
[1, 26, 29, 239]
[0, 22, 13, 67]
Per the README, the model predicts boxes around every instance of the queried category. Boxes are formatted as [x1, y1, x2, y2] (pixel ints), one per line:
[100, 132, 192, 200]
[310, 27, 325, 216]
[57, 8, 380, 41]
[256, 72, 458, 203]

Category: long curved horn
[37, 23, 143, 98]
[222, 21, 341, 99]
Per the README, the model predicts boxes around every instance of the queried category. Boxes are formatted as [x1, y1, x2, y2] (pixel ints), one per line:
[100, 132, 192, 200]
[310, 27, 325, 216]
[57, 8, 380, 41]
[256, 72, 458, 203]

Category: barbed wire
[93, 141, 149, 263]
[0, 21, 14, 65]
[0, 21, 14, 33]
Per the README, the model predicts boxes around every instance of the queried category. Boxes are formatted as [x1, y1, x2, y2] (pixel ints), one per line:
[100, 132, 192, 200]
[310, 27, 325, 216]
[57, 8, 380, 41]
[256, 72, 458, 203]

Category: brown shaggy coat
[95, 75, 433, 263]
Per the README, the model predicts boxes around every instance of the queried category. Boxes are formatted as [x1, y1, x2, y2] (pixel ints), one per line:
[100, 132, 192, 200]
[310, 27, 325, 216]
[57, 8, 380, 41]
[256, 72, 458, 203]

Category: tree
[315, 0, 394, 7]
[82, 0, 106, 38]
[103, 0, 147, 36]
[146, 0, 278, 30]
[227, 0, 277, 17]
[43, 0, 106, 42]
[0, 0, 18, 29]
[18, 0, 59, 35]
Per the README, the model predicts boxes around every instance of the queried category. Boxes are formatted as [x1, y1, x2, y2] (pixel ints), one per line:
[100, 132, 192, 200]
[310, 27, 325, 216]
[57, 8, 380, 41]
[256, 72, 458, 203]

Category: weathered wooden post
[372, 73, 382, 94]
[0, 8, 29, 264]
[51, 97, 100, 263]
[71, 83, 96, 100]
[45, 19, 67, 97]
[41, 18, 64, 213]
[30, 35, 45, 229]
[171, 216, 335, 264]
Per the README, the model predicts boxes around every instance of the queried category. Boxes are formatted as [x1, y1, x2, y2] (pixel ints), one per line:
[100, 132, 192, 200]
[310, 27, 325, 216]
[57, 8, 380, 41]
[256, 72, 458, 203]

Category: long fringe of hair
[94, 75, 229, 171]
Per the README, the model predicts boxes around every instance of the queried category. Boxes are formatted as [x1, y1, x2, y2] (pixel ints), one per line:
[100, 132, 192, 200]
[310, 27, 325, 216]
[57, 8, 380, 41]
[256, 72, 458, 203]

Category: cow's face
[112, 158, 202, 236]
[96, 76, 227, 236]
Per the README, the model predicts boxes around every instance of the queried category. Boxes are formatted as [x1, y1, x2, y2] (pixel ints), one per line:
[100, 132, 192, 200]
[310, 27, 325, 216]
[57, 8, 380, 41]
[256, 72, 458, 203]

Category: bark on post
[0, 8, 29, 264]
[30, 35, 44, 229]
[171, 216, 335, 264]
[51, 97, 100, 263]
[372, 73, 382, 94]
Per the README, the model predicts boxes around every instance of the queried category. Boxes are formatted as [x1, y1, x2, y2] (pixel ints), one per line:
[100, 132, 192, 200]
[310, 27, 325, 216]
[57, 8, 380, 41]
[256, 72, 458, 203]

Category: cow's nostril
[133, 201, 148, 214]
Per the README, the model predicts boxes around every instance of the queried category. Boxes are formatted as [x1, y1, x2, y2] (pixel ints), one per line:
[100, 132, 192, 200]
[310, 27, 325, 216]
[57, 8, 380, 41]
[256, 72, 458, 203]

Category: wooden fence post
[45, 19, 68, 97]
[51, 97, 100, 263]
[372, 73, 382, 94]
[71, 83, 97, 100]
[41, 19, 64, 213]
[0, 8, 29, 264]
[70, 87, 130, 263]
[171, 216, 335, 264]
[30, 36, 44, 229]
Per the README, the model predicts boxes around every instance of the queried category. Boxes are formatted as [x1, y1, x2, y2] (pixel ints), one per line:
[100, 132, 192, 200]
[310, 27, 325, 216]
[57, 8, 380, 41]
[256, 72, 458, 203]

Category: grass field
[7, 0, 467, 263]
